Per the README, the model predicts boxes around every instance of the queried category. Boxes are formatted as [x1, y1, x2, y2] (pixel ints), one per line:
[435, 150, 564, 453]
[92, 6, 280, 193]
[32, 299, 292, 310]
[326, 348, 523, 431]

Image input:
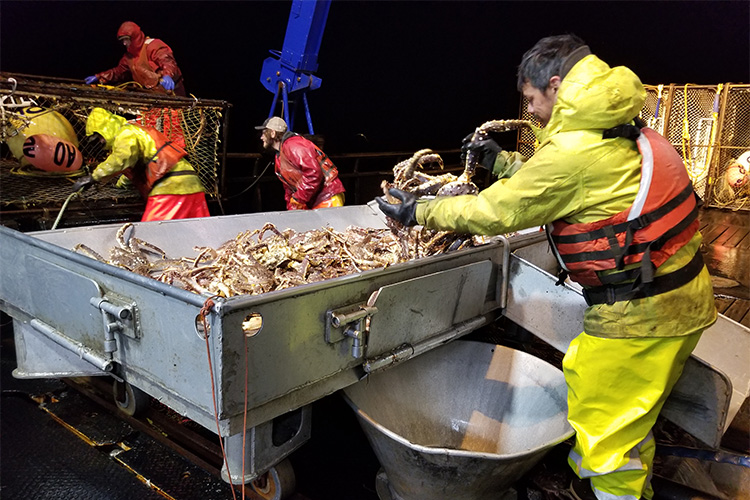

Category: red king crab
[381, 119, 535, 199]
[379, 119, 535, 252]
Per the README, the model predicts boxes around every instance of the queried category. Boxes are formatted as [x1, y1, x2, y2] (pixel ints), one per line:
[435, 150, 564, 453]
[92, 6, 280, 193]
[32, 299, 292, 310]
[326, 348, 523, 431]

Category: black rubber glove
[460, 133, 502, 171]
[72, 175, 94, 192]
[79, 132, 106, 157]
[376, 188, 418, 226]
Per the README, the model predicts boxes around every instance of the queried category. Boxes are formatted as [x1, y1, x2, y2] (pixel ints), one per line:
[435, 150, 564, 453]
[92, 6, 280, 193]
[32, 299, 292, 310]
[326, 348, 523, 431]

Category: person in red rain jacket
[85, 21, 186, 96]
[256, 117, 345, 210]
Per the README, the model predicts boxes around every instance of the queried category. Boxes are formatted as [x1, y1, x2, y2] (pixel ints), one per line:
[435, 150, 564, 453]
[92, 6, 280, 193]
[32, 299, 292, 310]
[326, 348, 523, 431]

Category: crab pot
[342, 341, 574, 500]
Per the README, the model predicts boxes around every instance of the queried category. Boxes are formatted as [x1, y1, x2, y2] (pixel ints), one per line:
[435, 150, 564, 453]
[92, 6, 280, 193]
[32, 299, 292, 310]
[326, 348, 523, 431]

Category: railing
[220, 148, 465, 214]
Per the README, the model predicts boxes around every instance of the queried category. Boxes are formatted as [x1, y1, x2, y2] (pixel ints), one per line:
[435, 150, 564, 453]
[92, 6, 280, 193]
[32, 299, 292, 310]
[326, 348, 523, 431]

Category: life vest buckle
[555, 270, 568, 286]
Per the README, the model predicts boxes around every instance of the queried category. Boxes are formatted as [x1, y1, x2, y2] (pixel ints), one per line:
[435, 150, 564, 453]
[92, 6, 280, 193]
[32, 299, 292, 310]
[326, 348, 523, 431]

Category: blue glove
[160, 75, 175, 91]
[85, 75, 99, 84]
[376, 188, 418, 226]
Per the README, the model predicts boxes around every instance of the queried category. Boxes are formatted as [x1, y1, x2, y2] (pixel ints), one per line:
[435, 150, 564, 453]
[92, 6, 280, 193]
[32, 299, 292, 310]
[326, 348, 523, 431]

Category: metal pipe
[410, 315, 491, 358]
[330, 305, 376, 328]
[90, 297, 131, 320]
[29, 318, 113, 372]
[90, 298, 124, 353]
[302, 92, 314, 135]
[267, 81, 281, 120]
[363, 314, 492, 373]
[282, 83, 290, 127]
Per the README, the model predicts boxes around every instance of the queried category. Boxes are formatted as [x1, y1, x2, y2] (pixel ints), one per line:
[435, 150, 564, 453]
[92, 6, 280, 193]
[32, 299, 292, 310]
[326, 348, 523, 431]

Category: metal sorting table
[0, 203, 531, 485]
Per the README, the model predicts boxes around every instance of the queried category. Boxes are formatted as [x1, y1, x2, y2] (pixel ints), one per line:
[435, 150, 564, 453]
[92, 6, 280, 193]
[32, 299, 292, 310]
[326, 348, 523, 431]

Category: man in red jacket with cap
[256, 116, 345, 210]
[85, 21, 186, 96]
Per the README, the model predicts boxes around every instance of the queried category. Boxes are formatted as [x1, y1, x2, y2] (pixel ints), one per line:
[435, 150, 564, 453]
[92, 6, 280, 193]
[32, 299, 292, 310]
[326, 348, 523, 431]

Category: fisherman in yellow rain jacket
[377, 34, 716, 500]
[74, 107, 209, 221]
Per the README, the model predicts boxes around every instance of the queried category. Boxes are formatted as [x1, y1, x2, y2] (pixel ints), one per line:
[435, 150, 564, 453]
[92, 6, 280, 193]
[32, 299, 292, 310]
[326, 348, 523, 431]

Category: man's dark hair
[516, 34, 589, 92]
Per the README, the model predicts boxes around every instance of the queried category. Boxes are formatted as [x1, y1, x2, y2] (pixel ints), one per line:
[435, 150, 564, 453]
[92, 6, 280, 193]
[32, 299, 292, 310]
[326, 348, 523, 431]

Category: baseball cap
[255, 116, 287, 133]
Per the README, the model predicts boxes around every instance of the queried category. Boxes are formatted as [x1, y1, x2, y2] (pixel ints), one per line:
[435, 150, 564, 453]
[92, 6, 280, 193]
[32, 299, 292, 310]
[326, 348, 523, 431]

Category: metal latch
[90, 296, 140, 351]
[325, 302, 378, 359]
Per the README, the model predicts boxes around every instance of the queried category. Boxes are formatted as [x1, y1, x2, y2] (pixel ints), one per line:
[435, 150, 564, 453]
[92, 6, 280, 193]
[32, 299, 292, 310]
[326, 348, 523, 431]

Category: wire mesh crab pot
[705, 84, 750, 211]
[0, 73, 231, 229]
[641, 84, 724, 203]
[519, 83, 749, 211]
[640, 83, 750, 211]
[516, 99, 541, 160]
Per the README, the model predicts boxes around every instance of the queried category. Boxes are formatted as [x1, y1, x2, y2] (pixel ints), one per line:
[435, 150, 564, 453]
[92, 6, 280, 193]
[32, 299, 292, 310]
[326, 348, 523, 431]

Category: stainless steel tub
[343, 340, 574, 500]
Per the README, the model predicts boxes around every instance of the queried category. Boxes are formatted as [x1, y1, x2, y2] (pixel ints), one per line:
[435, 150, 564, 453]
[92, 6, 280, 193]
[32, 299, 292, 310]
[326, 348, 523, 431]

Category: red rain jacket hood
[118, 21, 145, 57]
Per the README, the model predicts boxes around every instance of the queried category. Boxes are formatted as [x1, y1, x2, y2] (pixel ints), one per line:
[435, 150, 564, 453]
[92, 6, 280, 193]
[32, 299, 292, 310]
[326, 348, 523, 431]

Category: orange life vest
[547, 126, 703, 304]
[124, 125, 189, 198]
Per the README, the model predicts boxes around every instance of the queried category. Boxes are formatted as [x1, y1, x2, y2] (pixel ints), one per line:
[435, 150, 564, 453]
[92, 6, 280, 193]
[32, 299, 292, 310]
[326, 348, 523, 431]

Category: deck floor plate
[0, 395, 164, 500]
[40, 388, 135, 446]
[112, 433, 237, 500]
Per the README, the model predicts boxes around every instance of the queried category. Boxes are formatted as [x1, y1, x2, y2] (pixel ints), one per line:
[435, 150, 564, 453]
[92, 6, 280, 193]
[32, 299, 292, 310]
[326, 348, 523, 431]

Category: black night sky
[1, 1, 748, 154]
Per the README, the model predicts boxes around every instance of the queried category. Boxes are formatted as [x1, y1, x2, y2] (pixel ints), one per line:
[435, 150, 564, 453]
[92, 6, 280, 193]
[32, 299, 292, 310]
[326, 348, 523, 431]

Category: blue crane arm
[260, 0, 331, 133]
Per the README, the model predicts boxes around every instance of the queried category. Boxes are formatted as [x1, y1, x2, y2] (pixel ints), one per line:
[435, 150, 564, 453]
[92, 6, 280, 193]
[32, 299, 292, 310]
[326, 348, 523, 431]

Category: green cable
[51, 190, 81, 230]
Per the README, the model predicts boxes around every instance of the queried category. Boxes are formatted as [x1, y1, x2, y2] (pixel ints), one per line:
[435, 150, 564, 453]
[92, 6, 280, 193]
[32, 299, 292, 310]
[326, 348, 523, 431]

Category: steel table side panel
[216, 246, 504, 431]
[0, 225, 225, 419]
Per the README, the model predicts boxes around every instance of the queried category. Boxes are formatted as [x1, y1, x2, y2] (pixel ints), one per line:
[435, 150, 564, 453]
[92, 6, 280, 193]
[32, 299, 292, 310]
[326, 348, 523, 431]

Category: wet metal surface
[40, 389, 135, 446]
[113, 433, 236, 500]
[700, 208, 750, 300]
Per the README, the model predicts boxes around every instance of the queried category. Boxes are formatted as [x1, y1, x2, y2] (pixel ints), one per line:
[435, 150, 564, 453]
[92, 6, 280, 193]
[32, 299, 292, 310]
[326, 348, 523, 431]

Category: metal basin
[342, 340, 574, 500]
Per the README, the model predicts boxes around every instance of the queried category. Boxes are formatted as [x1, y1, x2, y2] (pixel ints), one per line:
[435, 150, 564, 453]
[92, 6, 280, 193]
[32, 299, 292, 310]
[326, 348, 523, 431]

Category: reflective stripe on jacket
[548, 127, 700, 288]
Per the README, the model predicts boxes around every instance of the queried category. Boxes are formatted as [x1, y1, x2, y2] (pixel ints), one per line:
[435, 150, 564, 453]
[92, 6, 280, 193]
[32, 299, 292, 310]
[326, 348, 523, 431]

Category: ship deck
[1, 206, 748, 500]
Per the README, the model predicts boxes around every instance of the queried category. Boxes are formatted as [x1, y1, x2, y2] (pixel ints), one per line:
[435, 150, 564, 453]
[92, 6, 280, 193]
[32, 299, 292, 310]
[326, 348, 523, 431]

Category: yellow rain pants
[563, 331, 702, 499]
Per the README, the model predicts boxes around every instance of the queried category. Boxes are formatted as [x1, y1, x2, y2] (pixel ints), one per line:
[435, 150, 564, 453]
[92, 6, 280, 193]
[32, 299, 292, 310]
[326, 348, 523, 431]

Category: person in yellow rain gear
[377, 34, 716, 500]
[85, 21, 186, 96]
[73, 107, 209, 221]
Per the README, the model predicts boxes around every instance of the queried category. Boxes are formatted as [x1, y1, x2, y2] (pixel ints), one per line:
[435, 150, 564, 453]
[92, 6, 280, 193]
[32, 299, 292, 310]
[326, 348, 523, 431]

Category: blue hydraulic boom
[260, 0, 331, 134]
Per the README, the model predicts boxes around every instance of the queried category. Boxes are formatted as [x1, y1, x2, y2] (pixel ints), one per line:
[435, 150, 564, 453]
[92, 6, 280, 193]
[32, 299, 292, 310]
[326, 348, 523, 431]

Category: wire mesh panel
[0, 74, 229, 214]
[517, 97, 541, 159]
[661, 85, 722, 201]
[708, 84, 750, 211]
[640, 84, 672, 136]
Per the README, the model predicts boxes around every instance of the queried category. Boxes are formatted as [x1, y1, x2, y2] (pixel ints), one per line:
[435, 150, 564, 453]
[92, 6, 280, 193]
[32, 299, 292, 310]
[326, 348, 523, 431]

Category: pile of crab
[73, 119, 532, 298]
[379, 119, 533, 253]
[74, 220, 473, 298]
